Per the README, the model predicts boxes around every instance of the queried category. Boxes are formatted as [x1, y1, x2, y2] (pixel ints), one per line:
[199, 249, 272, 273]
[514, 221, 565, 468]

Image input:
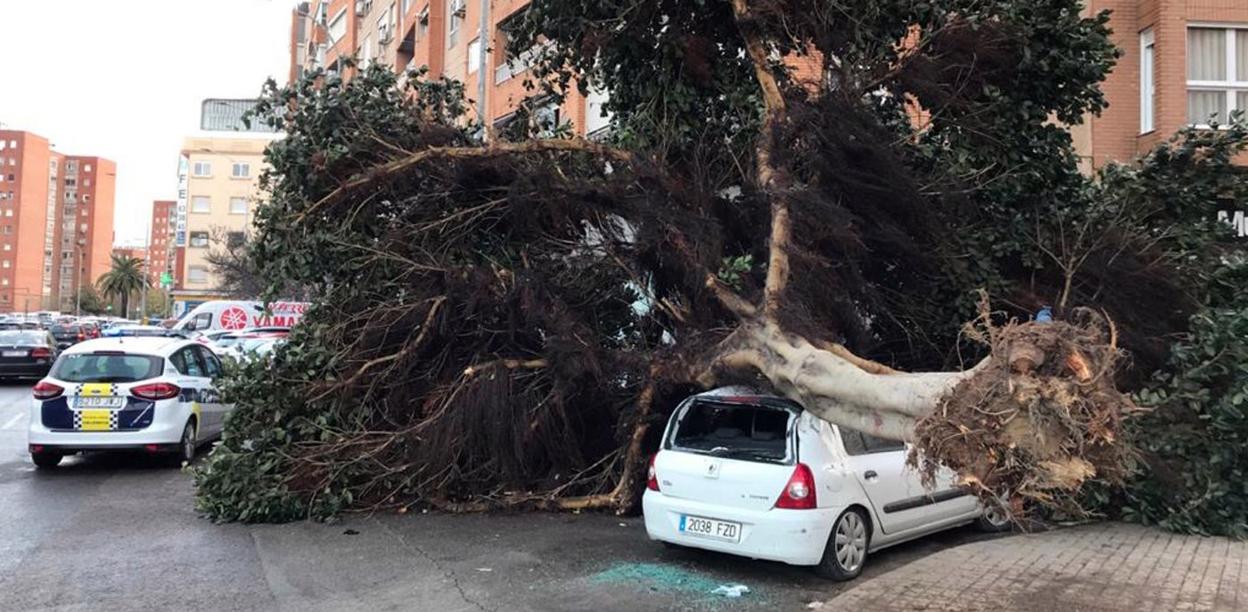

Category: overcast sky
[0, 0, 293, 245]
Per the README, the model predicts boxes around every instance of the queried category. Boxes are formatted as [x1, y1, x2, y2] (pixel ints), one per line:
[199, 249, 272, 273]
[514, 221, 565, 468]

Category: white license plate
[680, 515, 741, 543]
[2, 350, 25, 357]
[73, 396, 125, 409]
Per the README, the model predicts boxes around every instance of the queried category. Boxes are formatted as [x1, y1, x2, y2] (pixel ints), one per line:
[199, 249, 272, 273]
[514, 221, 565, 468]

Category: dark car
[0, 330, 57, 380]
[48, 324, 86, 350]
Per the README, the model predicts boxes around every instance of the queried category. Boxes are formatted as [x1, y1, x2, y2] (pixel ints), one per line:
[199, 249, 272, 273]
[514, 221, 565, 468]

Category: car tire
[31, 451, 62, 469]
[975, 501, 1014, 533]
[172, 420, 197, 467]
[815, 508, 870, 581]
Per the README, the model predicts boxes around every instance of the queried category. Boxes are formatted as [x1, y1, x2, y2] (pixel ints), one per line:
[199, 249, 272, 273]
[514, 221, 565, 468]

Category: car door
[170, 346, 215, 436]
[839, 428, 972, 535]
[193, 345, 228, 438]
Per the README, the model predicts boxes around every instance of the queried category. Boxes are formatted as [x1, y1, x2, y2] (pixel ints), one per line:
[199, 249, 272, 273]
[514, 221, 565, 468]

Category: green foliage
[75, 285, 107, 315]
[1121, 287, 1248, 538]
[96, 254, 149, 319]
[716, 255, 754, 291]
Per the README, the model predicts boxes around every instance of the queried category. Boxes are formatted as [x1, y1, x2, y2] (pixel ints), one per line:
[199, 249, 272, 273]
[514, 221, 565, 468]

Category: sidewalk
[823, 523, 1245, 612]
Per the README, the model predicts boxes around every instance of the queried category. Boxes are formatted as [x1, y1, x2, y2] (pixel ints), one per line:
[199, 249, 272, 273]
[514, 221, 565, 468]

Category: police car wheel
[32, 451, 62, 469]
[173, 421, 197, 466]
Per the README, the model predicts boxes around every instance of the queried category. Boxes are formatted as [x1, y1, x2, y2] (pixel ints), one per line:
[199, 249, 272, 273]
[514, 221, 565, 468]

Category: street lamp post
[74, 241, 83, 317]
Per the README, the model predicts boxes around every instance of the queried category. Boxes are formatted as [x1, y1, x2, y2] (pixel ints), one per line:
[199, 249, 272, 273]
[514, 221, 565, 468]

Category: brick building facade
[148, 199, 179, 289]
[0, 130, 115, 313]
[1074, 1, 1248, 170]
[290, 0, 608, 138]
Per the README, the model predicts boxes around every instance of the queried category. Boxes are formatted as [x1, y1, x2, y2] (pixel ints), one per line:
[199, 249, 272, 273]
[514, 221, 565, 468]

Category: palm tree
[97, 254, 149, 318]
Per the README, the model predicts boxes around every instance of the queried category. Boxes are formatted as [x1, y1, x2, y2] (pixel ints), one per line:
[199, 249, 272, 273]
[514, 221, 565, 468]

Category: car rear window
[0, 331, 47, 345]
[50, 353, 164, 383]
[669, 401, 794, 463]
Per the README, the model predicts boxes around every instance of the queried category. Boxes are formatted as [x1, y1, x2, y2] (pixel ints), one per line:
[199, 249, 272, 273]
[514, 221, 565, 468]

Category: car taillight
[774, 463, 817, 510]
[30, 347, 52, 359]
[647, 453, 661, 491]
[130, 382, 181, 401]
[32, 380, 63, 400]
[77, 332, 85, 341]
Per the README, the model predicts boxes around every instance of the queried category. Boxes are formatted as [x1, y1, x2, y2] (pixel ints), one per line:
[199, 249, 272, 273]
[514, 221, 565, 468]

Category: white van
[643, 387, 1008, 580]
[172, 301, 309, 334]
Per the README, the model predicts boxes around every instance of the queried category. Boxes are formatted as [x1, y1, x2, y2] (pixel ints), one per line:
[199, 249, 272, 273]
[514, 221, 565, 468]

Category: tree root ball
[909, 310, 1136, 513]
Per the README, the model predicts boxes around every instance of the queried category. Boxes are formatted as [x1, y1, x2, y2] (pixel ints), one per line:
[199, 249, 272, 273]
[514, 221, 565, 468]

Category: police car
[27, 337, 230, 468]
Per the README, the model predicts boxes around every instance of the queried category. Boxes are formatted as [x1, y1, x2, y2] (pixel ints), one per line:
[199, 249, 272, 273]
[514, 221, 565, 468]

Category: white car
[643, 387, 1009, 581]
[27, 337, 232, 469]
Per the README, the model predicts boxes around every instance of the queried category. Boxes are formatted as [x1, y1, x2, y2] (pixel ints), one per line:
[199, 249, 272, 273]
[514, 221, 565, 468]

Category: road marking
[3, 413, 24, 430]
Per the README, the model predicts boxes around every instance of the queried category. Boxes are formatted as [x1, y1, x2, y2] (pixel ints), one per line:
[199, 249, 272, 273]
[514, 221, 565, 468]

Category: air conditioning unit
[355, 0, 368, 16]
[452, 0, 466, 18]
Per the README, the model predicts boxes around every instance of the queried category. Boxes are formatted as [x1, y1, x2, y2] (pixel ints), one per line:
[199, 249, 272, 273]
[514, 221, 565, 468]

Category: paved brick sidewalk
[824, 523, 1245, 612]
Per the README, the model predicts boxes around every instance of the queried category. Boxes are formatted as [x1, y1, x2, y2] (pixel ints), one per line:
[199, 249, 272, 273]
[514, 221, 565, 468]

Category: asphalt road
[0, 382, 1000, 611]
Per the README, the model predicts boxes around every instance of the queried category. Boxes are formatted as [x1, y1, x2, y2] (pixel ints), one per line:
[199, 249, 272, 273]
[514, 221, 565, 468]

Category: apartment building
[174, 136, 272, 310]
[0, 130, 115, 313]
[148, 199, 179, 289]
[290, 0, 610, 138]
[1070, 1, 1248, 170]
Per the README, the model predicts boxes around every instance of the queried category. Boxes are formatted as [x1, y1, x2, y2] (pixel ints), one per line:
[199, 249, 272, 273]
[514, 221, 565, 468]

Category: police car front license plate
[679, 515, 741, 543]
[74, 396, 125, 409]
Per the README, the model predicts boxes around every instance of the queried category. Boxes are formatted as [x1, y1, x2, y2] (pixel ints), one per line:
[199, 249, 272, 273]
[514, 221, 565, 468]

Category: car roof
[63, 337, 189, 357]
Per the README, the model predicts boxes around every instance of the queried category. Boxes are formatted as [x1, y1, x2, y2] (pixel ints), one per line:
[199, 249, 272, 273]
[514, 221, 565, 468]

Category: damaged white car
[643, 387, 1008, 580]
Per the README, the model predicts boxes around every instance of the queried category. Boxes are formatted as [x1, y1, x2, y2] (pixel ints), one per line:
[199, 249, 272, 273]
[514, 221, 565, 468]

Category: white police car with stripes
[27, 337, 232, 468]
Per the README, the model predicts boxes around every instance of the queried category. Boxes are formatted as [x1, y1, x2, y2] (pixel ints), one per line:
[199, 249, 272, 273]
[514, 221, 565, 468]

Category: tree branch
[297, 139, 635, 224]
[730, 0, 793, 319]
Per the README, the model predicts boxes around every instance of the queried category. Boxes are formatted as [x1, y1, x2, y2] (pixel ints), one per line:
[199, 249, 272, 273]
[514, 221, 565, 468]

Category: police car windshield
[50, 353, 164, 383]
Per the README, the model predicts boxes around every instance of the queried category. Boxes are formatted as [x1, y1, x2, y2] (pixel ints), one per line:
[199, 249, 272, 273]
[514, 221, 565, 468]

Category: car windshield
[669, 400, 794, 463]
[0, 331, 46, 345]
[50, 325, 79, 334]
[50, 353, 164, 383]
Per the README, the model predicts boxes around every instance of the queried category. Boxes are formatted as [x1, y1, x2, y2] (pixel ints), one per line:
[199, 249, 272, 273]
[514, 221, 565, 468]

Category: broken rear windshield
[669, 400, 794, 463]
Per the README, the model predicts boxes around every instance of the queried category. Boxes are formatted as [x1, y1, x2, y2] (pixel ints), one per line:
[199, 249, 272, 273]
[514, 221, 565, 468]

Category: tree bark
[708, 320, 983, 440]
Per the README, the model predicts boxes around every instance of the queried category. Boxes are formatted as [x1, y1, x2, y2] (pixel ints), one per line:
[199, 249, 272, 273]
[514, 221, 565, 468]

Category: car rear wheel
[815, 508, 870, 581]
[172, 420, 197, 467]
[31, 451, 62, 469]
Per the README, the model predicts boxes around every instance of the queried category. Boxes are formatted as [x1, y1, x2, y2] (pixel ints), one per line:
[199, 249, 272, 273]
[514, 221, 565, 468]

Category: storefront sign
[175, 154, 189, 247]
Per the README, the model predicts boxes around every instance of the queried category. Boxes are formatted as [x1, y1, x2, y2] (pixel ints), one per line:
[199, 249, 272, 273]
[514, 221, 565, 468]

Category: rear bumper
[27, 400, 191, 449]
[0, 363, 51, 377]
[642, 490, 840, 566]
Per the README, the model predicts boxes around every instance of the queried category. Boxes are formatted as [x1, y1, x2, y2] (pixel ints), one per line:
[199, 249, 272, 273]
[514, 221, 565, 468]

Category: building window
[3, 244, 9, 251]
[4, 210, 11, 218]
[189, 231, 210, 248]
[2, 279, 8, 287]
[84, 164, 91, 172]
[227, 231, 246, 249]
[328, 8, 347, 43]
[1, 226, 10, 235]
[191, 196, 211, 213]
[1140, 29, 1155, 134]
[188, 266, 209, 284]
[361, 35, 374, 65]
[229, 197, 248, 215]
[468, 37, 481, 73]
[231, 162, 250, 178]
[192, 161, 212, 177]
[447, 0, 464, 48]
[1187, 27, 1248, 126]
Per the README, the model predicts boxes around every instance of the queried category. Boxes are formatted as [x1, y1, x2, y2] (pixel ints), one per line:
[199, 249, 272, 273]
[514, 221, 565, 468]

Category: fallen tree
[194, 0, 1239, 522]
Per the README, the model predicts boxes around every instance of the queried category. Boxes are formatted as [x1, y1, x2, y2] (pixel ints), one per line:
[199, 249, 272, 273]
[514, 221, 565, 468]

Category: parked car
[0, 330, 58, 380]
[48, 324, 86, 350]
[79, 321, 102, 340]
[27, 337, 231, 468]
[643, 387, 1009, 581]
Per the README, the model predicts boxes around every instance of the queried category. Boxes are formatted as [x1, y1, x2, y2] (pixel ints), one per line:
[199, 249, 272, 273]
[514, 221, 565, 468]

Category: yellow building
[172, 136, 274, 313]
